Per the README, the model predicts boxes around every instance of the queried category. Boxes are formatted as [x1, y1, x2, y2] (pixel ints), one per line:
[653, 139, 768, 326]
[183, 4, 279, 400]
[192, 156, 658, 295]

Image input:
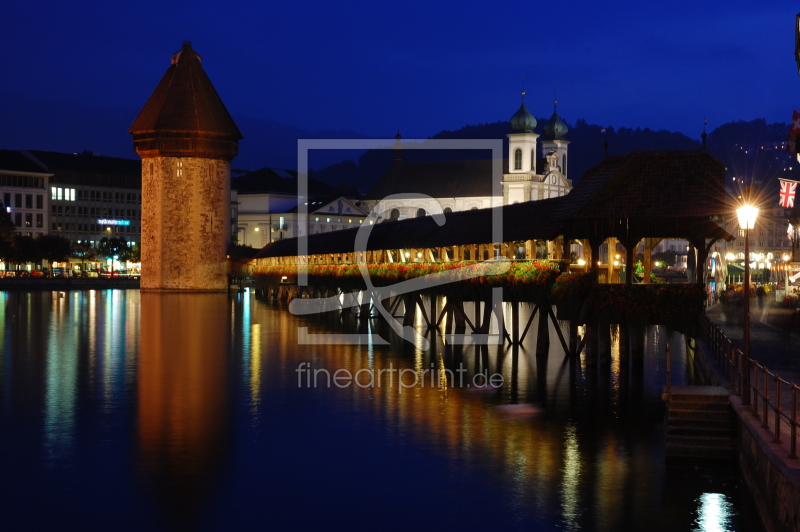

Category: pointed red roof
[129, 42, 242, 160]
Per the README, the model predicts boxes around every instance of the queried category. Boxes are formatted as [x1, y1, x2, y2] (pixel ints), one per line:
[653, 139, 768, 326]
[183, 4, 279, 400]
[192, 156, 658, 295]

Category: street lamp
[737, 204, 758, 405]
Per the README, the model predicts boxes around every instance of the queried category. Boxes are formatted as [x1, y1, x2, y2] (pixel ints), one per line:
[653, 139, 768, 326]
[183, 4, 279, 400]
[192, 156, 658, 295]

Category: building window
[443, 207, 452, 214]
[530, 149, 535, 170]
[25, 213, 32, 227]
[3, 193, 9, 207]
[416, 208, 426, 218]
[514, 148, 522, 170]
[15, 193, 22, 208]
[389, 209, 400, 221]
[14, 212, 21, 227]
[36, 213, 43, 228]
[25, 194, 32, 208]
[36, 195, 43, 209]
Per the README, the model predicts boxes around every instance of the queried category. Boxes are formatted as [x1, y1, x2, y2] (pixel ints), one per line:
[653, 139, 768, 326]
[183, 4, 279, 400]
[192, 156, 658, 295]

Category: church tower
[129, 42, 242, 291]
[540, 100, 570, 181]
[502, 94, 539, 204]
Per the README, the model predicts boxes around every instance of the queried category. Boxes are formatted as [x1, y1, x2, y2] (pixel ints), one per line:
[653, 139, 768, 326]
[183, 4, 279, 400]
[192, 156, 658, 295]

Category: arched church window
[530, 149, 535, 170]
[416, 208, 426, 218]
[514, 148, 522, 170]
[470, 207, 478, 211]
[562, 154, 567, 176]
[389, 208, 400, 221]
[443, 207, 452, 214]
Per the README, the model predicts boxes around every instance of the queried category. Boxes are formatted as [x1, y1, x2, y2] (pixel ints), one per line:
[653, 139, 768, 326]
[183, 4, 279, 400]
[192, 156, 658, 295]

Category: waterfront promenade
[705, 297, 800, 387]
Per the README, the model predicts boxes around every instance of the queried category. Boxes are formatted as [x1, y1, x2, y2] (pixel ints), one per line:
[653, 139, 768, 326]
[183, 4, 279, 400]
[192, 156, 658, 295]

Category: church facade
[362, 97, 573, 222]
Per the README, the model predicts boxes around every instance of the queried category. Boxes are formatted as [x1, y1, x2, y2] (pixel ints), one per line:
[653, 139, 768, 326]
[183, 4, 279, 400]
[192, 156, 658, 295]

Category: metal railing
[698, 314, 799, 459]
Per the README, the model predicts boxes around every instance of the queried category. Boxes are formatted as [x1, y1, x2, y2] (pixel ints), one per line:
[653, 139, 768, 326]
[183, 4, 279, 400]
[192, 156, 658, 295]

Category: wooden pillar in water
[453, 299, 466, 334]
[359, 291, 371, 321]
[584, 237, 601, 364]
[618, 322, 629, 365]
[402, 293, 416, 327]
[569, 320, 579, 356]
[631, 326, 645, 367]
[511, 301, 520, 344]
[599, 322, 612, 366]
[536, 303, 550, 355]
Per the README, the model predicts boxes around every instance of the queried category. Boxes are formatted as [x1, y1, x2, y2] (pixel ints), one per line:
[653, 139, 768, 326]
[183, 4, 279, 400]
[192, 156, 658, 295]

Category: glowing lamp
[736, 205, 758, 230]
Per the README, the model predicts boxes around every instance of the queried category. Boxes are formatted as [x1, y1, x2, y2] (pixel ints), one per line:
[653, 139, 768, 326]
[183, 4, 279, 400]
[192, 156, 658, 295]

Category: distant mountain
[309, 119, 704, 193]
[311, 118, 800, 207]
[0, 91, 367, 171]
[705, 119, 800, 202]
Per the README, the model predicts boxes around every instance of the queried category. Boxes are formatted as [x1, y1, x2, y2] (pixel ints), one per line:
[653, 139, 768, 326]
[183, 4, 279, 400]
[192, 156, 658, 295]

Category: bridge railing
[698, 314, 799, 459]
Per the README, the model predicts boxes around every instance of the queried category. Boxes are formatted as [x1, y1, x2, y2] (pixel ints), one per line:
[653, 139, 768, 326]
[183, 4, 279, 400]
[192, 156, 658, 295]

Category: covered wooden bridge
[250, 150, 734, 354]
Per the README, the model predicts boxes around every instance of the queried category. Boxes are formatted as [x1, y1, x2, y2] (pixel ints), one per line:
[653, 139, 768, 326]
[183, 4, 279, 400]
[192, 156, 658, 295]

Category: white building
[234, 168, 367, 247]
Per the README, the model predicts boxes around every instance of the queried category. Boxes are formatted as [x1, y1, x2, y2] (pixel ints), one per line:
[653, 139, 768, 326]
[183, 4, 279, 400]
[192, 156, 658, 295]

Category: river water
[0, 289, 763, 531]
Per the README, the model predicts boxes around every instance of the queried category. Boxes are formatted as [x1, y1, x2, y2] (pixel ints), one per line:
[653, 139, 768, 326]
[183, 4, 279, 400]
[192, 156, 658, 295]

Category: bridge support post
[618, 322, 629, 366]
[568, 320, 579, 356]
[536, 305, 550, 355]
[599, 323, 612, 366]
[631, 326, 645, 368]
[511, 301, 520, 344]
[584, 323, 598, 366]
[402, 294, 416, 327]
[453, 299, 467, 334]
[359, 291, 372, 321]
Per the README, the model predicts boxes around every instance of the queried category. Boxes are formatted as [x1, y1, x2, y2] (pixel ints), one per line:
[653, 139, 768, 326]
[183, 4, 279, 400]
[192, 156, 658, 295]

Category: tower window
[416, 208, 426, 218]
[514, 149, 522, 170]
[389, 209, 400, 221]
[530, 149, 535, 170]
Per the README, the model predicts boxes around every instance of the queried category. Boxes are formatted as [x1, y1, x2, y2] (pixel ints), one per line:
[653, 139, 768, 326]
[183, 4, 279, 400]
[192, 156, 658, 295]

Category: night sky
[2, 1, 799, 161]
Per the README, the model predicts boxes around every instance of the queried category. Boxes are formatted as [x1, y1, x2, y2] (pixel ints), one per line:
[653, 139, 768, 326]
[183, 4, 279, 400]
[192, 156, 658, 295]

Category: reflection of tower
[137, 293, 231, 528]
[129, 42, 242, 291]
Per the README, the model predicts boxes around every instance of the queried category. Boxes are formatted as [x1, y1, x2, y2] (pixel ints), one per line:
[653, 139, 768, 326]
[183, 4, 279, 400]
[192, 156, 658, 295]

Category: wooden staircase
[664, 385, 736, 462]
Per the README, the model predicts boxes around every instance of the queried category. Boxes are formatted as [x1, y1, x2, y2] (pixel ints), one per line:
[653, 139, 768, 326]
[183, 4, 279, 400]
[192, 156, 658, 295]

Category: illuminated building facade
[23, 149, 141, 246]
[0, 149, 52, 239]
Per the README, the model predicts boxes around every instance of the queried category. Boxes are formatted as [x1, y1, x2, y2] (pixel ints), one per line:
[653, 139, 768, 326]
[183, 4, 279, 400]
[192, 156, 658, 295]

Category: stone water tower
[129, 42, 242, 291]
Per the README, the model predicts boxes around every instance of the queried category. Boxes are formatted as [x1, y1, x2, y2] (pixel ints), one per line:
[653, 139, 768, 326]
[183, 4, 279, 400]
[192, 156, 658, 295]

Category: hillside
[311, 118, 800, 205]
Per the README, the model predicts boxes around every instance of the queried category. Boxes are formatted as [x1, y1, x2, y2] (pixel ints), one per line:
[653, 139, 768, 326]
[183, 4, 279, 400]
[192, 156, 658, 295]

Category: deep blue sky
[2, 1, 799, 142]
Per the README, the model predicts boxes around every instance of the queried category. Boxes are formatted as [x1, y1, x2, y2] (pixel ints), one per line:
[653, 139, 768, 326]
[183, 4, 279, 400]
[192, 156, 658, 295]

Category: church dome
[510, 100, 536, 133]
[542, 103, 568, 140]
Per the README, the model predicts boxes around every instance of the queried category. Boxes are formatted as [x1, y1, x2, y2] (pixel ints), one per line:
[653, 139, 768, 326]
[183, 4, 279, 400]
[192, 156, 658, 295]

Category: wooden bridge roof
[254, 149, 732, 259]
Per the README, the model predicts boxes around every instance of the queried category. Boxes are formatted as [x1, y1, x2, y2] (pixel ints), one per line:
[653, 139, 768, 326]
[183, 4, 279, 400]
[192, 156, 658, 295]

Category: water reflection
[0, 292, 763, 531]
[137, 293, 231, 528]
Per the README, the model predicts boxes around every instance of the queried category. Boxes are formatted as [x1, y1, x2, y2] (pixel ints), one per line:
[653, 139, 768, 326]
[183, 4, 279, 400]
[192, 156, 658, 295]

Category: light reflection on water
[0, 290, 763, 531]
[694, 492, 735, 532]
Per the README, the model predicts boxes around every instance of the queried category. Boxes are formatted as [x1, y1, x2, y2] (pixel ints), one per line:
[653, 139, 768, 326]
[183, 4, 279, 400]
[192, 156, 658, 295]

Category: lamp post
[737, 204, 758, 405]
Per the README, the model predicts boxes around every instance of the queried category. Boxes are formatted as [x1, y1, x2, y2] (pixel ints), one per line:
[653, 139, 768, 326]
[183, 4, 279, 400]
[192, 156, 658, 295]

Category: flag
[793, 109, 800, 134]
[779, 179, 798, 208]
[787, 132, 798, 155]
